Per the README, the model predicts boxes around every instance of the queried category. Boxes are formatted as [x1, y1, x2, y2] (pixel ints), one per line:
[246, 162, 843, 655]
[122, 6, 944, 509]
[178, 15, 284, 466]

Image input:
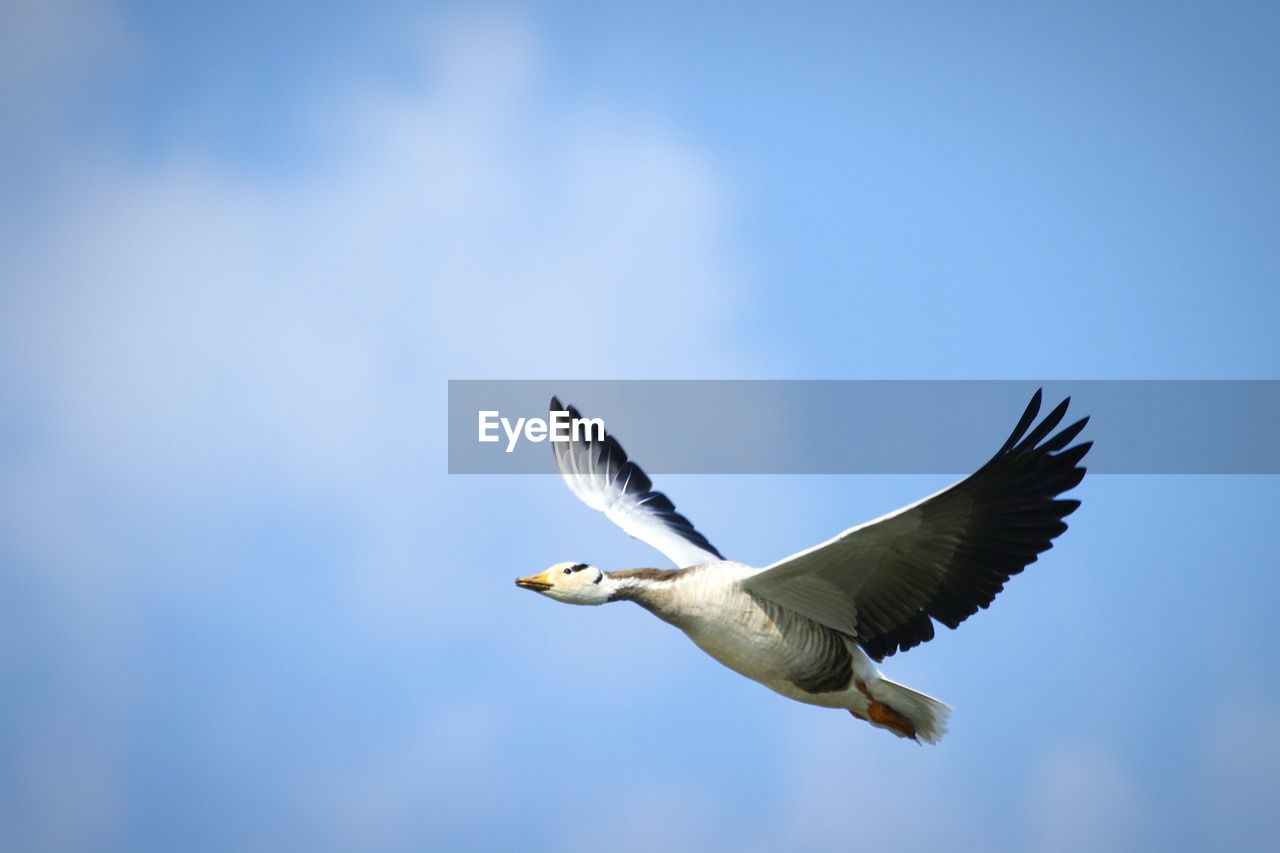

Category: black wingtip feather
[1016, 396, 1071, 452]
[1040, 416, 1089, 453]
[856, 391, 1091, 660]
[997, 389, 1043, 455]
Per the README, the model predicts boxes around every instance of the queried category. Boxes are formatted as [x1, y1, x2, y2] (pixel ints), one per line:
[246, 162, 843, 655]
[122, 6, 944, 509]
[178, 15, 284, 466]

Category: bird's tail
[863, 677, 952, 745]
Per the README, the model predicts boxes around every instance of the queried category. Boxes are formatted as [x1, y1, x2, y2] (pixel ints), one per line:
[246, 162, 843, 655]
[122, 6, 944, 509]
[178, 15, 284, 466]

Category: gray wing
[742, 390, 1090, 660]
[551, 397, 724, 568]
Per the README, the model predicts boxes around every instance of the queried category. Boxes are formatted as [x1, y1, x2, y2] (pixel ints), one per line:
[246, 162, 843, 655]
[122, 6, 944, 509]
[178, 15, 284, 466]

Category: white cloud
[8, 6, 750, 466]
[1, 3, 752, 544]
[0, 5, 756, 848]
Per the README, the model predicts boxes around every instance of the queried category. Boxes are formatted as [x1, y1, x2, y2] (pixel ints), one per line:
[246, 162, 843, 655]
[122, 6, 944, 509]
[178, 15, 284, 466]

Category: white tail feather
[871, 677, 952, 745]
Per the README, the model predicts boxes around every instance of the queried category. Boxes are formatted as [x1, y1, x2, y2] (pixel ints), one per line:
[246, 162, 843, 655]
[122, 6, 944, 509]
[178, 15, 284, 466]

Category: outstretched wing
[550, 397, 723, 568]
[742, 389, 1090, 660]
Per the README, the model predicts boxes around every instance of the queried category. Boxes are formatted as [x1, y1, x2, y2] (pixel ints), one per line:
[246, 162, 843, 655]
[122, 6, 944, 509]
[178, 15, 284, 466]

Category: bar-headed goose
[516, 391, 1090, 743]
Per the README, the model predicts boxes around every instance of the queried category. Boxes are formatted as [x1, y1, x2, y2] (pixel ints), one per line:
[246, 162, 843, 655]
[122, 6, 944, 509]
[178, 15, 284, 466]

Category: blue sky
[2, 1, 1278, 850]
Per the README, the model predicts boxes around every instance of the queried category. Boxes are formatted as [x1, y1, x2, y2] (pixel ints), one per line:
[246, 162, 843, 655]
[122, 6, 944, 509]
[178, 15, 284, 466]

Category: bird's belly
[680, 614, 860, 708]
[684, 622, 787, 680]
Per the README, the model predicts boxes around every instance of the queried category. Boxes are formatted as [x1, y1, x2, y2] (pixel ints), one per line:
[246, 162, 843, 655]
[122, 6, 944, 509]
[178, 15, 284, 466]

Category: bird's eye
[563, 567, 573, 575]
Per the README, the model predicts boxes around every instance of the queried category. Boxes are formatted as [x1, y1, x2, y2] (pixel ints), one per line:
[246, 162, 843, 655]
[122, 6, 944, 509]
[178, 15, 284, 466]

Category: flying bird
[516, 391, 1090, 743]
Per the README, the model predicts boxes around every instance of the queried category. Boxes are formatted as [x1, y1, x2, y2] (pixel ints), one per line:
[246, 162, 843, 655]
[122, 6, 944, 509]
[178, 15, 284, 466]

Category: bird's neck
[604, 568, 688, 615]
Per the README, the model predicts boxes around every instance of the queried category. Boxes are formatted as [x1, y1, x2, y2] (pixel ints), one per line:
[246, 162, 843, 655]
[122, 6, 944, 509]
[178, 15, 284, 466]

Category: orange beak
[515, 570, 553, 592]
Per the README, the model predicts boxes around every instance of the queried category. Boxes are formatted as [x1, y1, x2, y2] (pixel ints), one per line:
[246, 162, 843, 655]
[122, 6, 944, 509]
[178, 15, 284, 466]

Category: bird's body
[611, 563, 863, 703]
[596, 562, 946, 740]
[517, 391, 1091, 744]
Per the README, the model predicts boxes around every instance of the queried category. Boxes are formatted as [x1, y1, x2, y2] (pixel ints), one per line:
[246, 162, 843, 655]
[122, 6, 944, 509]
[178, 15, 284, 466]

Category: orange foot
[866, 700, 917, 739]
[851, 680, 917, 739]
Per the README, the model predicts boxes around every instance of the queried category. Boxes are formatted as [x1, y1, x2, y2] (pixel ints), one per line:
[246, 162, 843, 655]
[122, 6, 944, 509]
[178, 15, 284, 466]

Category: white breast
[661, 562, 872, 706]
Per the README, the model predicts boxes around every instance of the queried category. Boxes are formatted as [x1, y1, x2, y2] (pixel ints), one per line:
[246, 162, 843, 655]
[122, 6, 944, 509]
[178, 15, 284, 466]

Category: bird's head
[515, 562, 610, 605]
